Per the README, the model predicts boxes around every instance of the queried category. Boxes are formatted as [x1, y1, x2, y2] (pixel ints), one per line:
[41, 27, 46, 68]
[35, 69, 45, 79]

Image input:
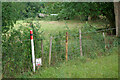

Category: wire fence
[5, 28, 116, 42]
[2, 28, 118, 77]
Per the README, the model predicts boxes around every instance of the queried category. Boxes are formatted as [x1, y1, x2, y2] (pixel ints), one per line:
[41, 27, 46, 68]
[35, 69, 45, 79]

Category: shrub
[2, 22, 43, 77]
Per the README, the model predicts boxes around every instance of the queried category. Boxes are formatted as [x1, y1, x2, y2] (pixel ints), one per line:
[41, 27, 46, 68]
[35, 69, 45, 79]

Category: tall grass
[17, 49, 118, 78]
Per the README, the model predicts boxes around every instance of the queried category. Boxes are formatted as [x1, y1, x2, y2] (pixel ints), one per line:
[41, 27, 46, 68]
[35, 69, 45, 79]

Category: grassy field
[15, 19, 107, 35]
[17, 48, 118, 78]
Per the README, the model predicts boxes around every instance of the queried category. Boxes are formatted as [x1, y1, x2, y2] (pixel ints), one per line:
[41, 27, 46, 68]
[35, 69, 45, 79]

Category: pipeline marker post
[66, 32, 68, 61]
[30, 30, 35, 72]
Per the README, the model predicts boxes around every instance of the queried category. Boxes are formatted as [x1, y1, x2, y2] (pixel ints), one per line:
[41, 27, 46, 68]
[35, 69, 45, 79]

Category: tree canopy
[2, 2, 115, 33]
[2, 2, 44, 33]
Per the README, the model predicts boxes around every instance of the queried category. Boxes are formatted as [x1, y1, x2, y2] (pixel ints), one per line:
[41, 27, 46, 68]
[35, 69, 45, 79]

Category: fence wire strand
[2, 27, 118, 76]
[8, 28, 116, 43]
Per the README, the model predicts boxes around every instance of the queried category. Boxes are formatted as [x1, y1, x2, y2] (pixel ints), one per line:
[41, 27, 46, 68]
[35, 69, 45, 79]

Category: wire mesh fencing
[2, 28, 118, 77]
[34, 28, 118, 67]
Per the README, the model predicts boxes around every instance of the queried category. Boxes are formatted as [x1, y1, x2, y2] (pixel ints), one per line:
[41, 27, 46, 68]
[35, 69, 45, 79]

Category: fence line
[81, 28, 116, 34]
[3, 27, 118, 74]
[7, 28, 116, 43]
[68, 28, 116, 36]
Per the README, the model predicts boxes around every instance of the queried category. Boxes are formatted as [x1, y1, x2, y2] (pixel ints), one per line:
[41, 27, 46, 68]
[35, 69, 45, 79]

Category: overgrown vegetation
[2, 2, 118, 78]
[2, 19, 118, 78]
[17, 50, 118, 78]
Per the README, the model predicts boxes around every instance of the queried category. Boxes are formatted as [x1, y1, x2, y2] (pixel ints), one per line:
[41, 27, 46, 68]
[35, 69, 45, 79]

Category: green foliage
[81, 22, 97, 32]
[21, 2, 45, 18]
[2, 2, 44, 33]
[2, 20, 118, 78]
[18, 53, 118, 78]
[2, 21, 43, 77]
[43, 2, 115, 30]
[2, 2, 115, 34]
[43, 2, 62, 14]
[30, 21, 44, 58]
[2, 27, 31, 77]
[2, 2, 25, 33]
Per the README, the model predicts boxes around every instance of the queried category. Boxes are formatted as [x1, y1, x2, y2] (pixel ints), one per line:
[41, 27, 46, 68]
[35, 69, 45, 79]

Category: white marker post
[30, 30, 35, 72]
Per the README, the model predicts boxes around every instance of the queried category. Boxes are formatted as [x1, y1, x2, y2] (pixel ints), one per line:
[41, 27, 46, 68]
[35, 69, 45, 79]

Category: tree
[2, 2, 26, 33]
[114, 2, 120, 37]
[2, 2, 44, 33]
[21, 2, 44, 18]
[44, 2, 116, 34]
[97, 2, 115, 34]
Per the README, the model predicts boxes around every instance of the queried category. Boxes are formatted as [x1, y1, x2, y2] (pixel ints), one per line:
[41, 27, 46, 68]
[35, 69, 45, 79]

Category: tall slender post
[79, 29, 83, 56]
[103, 32, 107, 49]
[41, 39, 43, 60]
[66, 32, 68, 61]
[49, 36, 52, 65]
[30, 30, 35, 72]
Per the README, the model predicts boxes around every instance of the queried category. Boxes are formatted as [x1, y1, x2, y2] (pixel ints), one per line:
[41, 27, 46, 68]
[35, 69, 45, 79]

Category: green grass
[15, 19, 107, 34]
[17, 50, 118, 78]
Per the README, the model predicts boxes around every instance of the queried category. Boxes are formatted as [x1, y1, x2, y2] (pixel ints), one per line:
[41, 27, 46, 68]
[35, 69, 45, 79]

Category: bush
[2, 22, 43, 78]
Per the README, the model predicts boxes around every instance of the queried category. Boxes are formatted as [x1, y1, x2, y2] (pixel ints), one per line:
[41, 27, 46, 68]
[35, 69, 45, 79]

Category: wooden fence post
[66, 32, 68, 61]
[41, 39, 43, 61]
[49, 36, 52, 65]
[103, 32, 107, 49]
[79, 29, 83, 56]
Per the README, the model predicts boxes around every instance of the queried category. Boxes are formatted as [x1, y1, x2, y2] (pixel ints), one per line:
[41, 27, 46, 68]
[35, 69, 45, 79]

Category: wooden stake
[41, 39, 43, 63]
[103, 32, 107, 49]
[66, 32, 68, 61]
[79, 29, 83, 56]
[49, 36, 52, 65]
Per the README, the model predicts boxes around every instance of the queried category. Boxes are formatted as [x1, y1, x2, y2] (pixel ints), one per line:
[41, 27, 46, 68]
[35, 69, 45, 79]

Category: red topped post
[30, 30, 35, 72]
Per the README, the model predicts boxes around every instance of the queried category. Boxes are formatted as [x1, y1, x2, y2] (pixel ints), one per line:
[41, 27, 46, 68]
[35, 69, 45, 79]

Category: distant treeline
[2, 2, 115, 33]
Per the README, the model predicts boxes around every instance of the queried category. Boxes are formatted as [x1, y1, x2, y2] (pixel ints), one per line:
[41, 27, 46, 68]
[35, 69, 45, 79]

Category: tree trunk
[114, 2, 120, 37]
